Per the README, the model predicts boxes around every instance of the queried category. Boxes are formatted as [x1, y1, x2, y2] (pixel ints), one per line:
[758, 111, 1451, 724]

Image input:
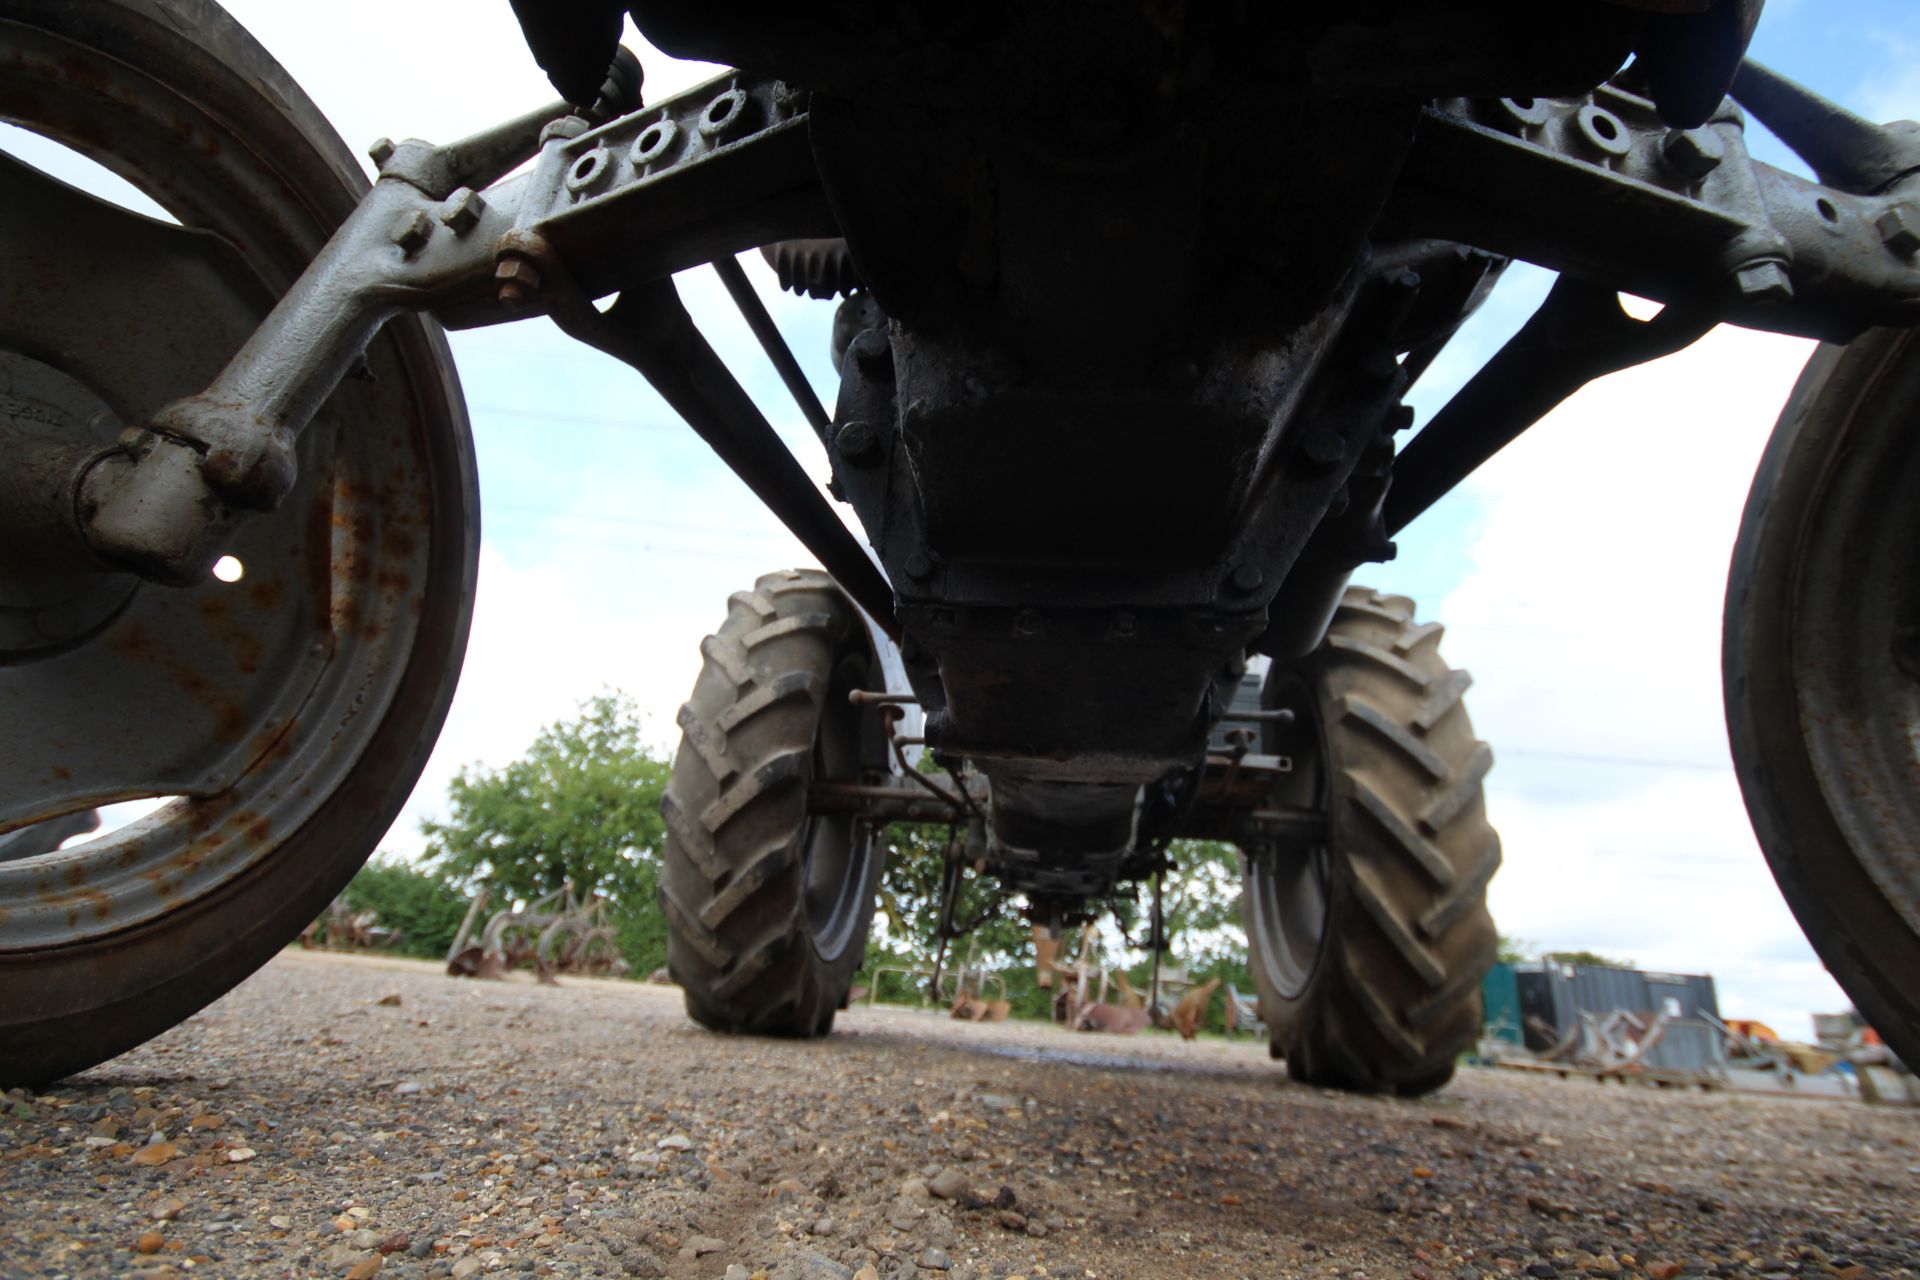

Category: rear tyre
[1725, 329, 1920, 1070]
[1244, 588, 1500, 1095]
[660, 569, 884, 1035]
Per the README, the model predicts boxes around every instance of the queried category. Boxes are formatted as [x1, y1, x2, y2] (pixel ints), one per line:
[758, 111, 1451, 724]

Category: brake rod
[710, 254, 834, 443]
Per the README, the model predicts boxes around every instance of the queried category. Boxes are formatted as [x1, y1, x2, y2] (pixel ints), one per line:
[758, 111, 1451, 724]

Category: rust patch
[49, 765, 71, 781]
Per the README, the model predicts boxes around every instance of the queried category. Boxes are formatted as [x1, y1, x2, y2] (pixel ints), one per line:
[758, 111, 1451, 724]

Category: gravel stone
[1, 951, 1912, 1280]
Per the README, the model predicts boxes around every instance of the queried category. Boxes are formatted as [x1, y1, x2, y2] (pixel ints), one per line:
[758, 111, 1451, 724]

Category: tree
[421, 692, 673, 975]
[1540, 948, 1636, 969]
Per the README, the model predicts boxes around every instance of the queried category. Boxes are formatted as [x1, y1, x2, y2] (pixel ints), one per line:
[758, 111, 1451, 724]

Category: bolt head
[848, 330, 893, 380]
[368, 137, 397, 168]
[438, 187, 484, 234]
[904, 550, 932, 580]
[1013, 609, 1043, 637]
[1302, 427, 1346, 467]
[835, 420, 879, 463]
[1661, 128, 1725, 182]
[1876, 204, 1920, 257]
[1733, 260, 1793, 304]
[390, 209, 434, 254]
[1230, 563, 1264, 593]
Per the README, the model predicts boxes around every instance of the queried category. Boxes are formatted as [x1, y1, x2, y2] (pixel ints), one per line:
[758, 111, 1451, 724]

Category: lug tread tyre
[660, 570, 878, 1036]
[1250, 588, 1499, 1095]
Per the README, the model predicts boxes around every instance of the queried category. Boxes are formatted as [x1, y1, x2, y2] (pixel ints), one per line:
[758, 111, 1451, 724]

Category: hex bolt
[1876, 204, 1920, 257]
[1661, 128, 1725, 182]
[438, 187, 484, 235]
[904, 550, 933, 580]
[1302, 426, 1346, 467]
[1013, 609, 1043, 637]
[1229, 563, 1264, 593]
[1733, 260, 1794, 304]
[494, 256, 544, 309]
[1109, 611, 1138, 639]
[368, 136, 397, 168]
[848, 330, 893, 381]
[835, 420, 881, 464]
[390, 209, 434, 255]
[1385, 404, 1416, 433]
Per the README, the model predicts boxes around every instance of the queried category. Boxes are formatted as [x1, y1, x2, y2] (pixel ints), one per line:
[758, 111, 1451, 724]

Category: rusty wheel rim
[0, 7, 475, 951]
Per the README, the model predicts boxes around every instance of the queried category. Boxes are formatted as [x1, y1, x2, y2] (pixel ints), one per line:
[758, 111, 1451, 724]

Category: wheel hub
[0, 350, 139, 656]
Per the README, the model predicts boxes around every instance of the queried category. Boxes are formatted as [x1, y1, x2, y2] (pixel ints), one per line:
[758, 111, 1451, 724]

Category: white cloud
[1426, 318, 1851, 1038]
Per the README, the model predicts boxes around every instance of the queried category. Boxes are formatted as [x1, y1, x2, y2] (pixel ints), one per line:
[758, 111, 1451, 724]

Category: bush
[338, 856, 472, 960]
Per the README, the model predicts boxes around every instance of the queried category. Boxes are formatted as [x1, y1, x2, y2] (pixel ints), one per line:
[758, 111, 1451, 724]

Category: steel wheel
[1725, 327, 1920, 1071]
[0, 0, 478, 1084]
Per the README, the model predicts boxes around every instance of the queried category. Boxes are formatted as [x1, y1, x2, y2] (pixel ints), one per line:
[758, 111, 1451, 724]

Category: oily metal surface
[0, 9, 463, 952]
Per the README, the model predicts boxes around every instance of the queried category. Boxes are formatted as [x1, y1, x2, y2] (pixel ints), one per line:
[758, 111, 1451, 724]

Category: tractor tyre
[660, 569, 885, 1036]
[1725, 328, 1920, 1071]
[1244, 587, 1500, 1095]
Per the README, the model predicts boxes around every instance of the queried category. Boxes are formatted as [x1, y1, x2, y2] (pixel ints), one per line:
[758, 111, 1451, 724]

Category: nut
[1732, 260, 1793, 304]
[1661, 128, 1725, 182]
[494, 256, 544, 309]
[904, 551, 933, 580]
[367, 136, 396, 168]
[1229, 564, 1264, 594]
[1875, 204, 1920, 257]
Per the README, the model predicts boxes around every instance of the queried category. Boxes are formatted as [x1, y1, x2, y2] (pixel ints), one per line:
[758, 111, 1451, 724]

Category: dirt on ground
[2, 949, 1916, 1280]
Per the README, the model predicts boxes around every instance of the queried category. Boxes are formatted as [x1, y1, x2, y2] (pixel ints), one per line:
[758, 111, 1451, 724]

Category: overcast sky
[17, 0, 1917, 1040]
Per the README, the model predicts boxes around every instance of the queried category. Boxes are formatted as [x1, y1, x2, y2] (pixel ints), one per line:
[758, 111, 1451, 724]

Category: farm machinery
[1, 0, 1916, 1095]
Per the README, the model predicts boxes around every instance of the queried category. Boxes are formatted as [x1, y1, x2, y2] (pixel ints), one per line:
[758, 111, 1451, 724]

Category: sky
[12, 0, 1917, 1040]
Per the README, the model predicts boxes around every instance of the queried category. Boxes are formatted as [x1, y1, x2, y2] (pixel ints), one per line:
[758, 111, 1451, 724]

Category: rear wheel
[660, 569, 885, 1036]
[1725, 328, 1920, 1070]
[1244, 588, 1500, 1095]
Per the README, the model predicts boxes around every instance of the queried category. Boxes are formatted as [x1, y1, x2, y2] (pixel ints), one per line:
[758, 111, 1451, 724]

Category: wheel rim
[0, 5, 476, 951]
[800, 650, 874, 962]
[1246, 670, 1332, 1001]
[1779, 341, 1920, 937]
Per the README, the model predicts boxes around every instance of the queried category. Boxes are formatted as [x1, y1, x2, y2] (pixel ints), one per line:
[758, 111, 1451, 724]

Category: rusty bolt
[1229, 564, 1264, 594]
[368, 136, 397, 168]
[904, 550, 933, 580]
[835, 420, 879, 464]
[1733, 260, 1794, 304]
[438, 187, 484, 235]
[494, 256, 544, 309]
[116, 426, 152, 453]
[1661, 128, 1725, 182]
[390, 209, 434, 255]
[1875, 204, 1920, 257]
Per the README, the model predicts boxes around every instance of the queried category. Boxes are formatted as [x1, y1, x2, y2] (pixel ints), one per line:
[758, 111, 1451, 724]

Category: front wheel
[1243, 588, 1500, 1095]
[1724, 328, 1920, 1071]
[0, 0, 477, 1086]
[660, 569, 885, 1036]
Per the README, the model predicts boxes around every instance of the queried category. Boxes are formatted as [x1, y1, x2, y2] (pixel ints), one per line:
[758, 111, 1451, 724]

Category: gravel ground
[3, 950, 1917, 1280]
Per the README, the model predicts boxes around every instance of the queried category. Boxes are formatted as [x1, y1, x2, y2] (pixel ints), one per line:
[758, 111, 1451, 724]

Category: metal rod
[711, 255, 834, 443]
[541, 271, 900, 639]
[1220, 708, 1296, 724]
[849, 690, 919, 706]
[1384, 275, 1712, 534]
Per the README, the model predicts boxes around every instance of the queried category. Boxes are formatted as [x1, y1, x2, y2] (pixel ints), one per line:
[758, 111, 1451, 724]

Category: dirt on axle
[0, 949, 1915, 1280]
